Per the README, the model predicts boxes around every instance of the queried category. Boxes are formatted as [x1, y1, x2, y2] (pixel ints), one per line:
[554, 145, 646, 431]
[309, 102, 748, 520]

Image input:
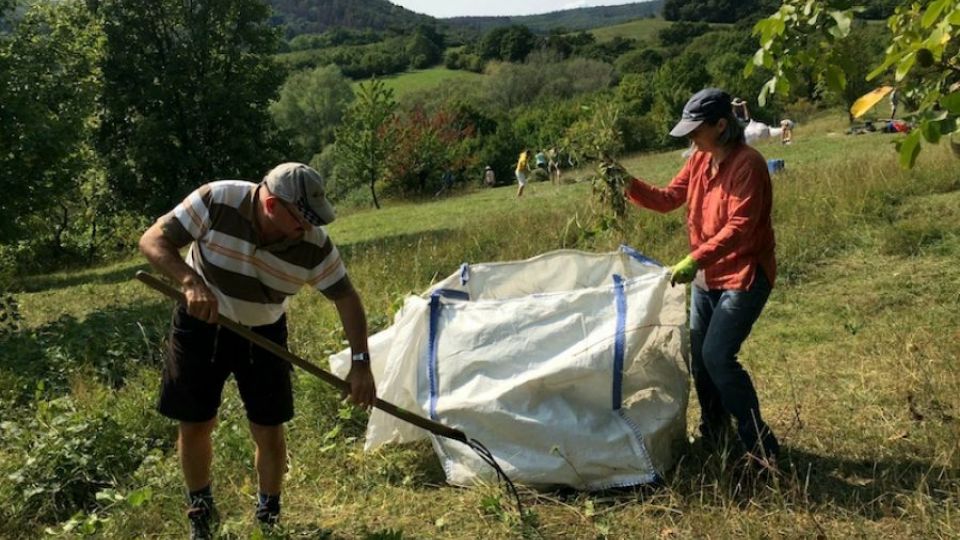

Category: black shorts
[158, 306, 294, 426]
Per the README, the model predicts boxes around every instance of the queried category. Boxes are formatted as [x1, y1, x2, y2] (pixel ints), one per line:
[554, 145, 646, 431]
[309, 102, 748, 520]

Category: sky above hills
[390, 0, 644, 18]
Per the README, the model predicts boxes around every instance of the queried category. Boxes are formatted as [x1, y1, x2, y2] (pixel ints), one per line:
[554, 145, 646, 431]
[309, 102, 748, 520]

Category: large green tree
[406, 28, 442, 69]
[748, 0, 960, 167]
[478, 25, 538, 63]
[94, 0, 288, 216]
[270, 64, 354, 161]
[333, 79, 396, 209]
[0, 0, 102, 244]
[650, 51, 711, 142]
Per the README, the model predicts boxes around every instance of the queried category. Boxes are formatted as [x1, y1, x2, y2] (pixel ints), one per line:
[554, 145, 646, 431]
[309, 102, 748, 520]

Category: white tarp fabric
[330, 247, 690, 491]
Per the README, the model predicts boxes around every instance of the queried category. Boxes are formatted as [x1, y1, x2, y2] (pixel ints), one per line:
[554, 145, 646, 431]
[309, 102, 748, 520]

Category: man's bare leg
[179, 419, 217, 491]
[249, 422, 286, 495]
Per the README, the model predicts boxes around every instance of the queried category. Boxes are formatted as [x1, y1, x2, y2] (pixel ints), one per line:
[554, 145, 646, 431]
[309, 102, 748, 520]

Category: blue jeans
[690, 269, 779, 457]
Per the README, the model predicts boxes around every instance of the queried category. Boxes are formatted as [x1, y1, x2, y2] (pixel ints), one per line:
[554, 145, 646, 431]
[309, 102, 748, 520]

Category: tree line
[288, 19, 891, 210]
[276, 24, 444, 77]
[661, 0, 900, 22]
[268, 0, 434, 39]
[3, 0, 904, 281]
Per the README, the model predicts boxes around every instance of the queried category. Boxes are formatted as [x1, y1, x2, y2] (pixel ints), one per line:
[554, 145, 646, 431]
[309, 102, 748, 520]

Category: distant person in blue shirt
[435, 169, 455, 197]
[534, 150, 547, 170]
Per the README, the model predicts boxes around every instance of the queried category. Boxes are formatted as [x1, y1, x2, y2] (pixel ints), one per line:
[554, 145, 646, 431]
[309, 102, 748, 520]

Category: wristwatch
[351, 352, 370, 363]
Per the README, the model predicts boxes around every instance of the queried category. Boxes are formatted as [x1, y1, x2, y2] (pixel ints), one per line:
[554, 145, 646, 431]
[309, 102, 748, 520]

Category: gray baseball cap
[262, 162, 335, 226]
[669, 88, 733, 138]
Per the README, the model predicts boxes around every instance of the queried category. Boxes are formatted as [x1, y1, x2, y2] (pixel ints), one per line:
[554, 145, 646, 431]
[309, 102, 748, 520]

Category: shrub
[444, 49, 461, 69]
[782, 98, 821, 124]
[615, 48, 663, 75]
[0, 306, 167, 406]
[616, 73, 656, 117]
[529, 167, 550, 183]
[0, 397, 153, 523]
[577, 36, 638, 64]
[510, 95, 591, 151]
[444, 49, 485, 72]
[474, 121, 524, 183]
[619, 113, 662, 153]
[270, 65, 355, 160]
[406, 31, 441, 69]
[649, 51, 710, 142]
[0, 207, 150, 280]
[0, 292, 20, 337]
[658, 21, 711, 47]
[276, 38, 411, 79]
[382, 106, 477, 197]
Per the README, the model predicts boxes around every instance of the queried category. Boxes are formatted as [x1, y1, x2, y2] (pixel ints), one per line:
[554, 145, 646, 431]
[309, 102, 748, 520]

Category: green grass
[353, 67, 483, 100]
[3, 111, 960, 538]
[587, 17, 675, 42]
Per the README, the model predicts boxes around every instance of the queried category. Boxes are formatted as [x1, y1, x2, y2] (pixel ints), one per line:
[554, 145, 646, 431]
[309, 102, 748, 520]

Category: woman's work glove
[670, 254, 698, 286]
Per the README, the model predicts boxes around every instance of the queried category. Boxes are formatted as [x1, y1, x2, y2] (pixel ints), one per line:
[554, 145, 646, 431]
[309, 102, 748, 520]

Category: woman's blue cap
[669, 88, 733, 137]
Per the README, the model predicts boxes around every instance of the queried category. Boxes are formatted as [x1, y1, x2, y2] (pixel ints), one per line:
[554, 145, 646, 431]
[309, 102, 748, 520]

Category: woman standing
[622, 88, 779, 468]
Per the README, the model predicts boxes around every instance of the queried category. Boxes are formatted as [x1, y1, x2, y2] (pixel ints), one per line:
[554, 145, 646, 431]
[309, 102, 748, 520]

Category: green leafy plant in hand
[563, 101, 628, 232]
[596, 157, 629, 221]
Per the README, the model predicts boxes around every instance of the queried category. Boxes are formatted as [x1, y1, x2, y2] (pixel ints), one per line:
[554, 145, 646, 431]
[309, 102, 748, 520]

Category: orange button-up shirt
[625, 143, 776, 290]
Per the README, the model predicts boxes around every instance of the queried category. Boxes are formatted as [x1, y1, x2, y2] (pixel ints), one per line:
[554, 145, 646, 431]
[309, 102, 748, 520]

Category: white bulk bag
[330, 247, 690, 490]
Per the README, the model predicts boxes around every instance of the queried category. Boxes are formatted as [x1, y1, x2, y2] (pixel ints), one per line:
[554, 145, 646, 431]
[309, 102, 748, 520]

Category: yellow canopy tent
[850, 86, 894, 119]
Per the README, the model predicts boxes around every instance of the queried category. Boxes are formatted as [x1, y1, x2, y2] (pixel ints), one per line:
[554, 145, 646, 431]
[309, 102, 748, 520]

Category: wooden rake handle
[135, 270, 468, 443]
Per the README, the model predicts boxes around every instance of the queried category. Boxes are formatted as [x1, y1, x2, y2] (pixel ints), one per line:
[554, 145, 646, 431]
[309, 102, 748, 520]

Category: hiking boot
[187, 500, 219, 540]
[699, 420, 739, 454]
[255, 506, 280, 527]
[255, 492, 281, 528]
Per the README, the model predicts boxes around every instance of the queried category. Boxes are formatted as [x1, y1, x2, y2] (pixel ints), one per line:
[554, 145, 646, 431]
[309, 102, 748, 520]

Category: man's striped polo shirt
[158, 180, 350, 326]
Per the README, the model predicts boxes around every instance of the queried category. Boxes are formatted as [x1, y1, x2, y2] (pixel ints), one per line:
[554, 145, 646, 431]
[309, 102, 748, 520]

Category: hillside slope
[268, 0, 435, 37]
[443, 1, 664, 34]
[268, 0, 665, 38]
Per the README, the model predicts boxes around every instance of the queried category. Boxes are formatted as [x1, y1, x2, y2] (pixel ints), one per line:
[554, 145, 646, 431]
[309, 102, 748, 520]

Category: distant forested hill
[661, 0, 779, 23]
[267, 0, 666, 39]
[662, 0, 900, 23]
[267, 0, 435, 38]
[443, 1, 664, 34]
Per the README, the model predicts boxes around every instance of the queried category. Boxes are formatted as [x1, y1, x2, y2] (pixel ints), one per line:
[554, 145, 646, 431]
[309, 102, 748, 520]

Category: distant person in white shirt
[732, 97, 750, 125]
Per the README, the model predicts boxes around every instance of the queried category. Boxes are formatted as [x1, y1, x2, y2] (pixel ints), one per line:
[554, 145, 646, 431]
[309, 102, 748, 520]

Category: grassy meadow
[587, 17, 676, 42]
[352, 67, 484, 100]
[2, 112, 959, 538]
